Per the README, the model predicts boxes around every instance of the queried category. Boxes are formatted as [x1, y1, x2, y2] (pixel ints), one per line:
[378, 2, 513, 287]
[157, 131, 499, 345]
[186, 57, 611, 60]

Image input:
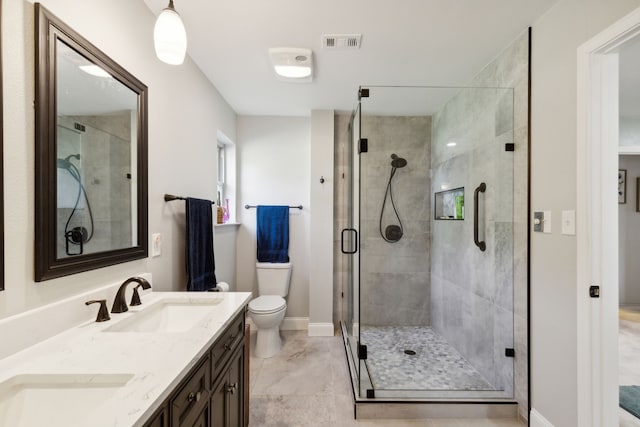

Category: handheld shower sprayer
[56, 153, 94, 255]
[379, 153, 407, 243]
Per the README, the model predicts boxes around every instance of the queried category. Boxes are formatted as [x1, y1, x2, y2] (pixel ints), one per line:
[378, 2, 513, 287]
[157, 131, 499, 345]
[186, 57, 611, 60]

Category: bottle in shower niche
[223, 198, 230, 223]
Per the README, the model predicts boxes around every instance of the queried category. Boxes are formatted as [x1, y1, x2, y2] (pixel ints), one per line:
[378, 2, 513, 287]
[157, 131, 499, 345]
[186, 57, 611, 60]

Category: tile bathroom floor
[361, 326, 495, 391]
[619, 306, 640, 427]
[248, 330, 524, 427]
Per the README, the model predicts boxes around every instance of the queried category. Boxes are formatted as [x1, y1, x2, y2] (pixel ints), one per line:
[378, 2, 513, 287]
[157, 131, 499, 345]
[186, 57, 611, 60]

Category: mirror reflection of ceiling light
[447, 142, 457, 147]
[79, 65, 111, 78]
[154, 0, 187, 65]
[268, 48, 313, 82]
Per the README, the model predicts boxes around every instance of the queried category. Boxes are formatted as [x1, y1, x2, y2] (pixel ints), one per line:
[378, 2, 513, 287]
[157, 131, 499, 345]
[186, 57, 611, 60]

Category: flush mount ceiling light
[268, 48, 313, 83]
[154, 0, 187, 65]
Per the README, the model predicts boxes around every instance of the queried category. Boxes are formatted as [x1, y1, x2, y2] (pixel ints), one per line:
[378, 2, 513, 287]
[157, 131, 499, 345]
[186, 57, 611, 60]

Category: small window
[217, 143, 225, 205]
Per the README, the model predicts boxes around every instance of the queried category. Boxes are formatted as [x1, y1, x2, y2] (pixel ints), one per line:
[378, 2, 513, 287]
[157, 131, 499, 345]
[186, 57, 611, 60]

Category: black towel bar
[164, 194, 215, 204]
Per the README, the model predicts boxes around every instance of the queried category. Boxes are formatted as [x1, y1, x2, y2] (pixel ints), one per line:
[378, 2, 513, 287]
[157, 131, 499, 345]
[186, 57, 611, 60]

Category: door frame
[576, 6, 640, 426]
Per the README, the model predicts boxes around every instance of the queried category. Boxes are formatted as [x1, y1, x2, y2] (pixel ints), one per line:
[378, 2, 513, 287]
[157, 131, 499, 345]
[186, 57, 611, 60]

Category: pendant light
[153, 0, 187, 65]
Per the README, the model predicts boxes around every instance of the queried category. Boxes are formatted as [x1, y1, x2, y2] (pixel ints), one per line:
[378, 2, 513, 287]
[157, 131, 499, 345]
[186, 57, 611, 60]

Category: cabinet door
[192, 406, 210, 427]
[172, 359, 210, 427]
[228, 346, 244, 427]
[211, 371, 227, 427]
[210, 345, 244, 427]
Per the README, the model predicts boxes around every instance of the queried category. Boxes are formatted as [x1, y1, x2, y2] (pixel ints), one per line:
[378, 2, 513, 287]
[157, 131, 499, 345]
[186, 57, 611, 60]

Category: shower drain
[404, 349, 417, 356]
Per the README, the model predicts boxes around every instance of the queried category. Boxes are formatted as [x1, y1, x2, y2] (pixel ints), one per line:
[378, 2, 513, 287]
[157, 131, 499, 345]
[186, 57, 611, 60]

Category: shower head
[57, 154, 80, 170]
[390, 153, 407, 168]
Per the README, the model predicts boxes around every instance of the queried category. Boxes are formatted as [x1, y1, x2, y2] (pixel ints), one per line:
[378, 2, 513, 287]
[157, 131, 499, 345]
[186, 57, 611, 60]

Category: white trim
[576, 6, 640, 426]
[530, 409, 555, 427]
[245, 316, 309, 332]
[618, 146, 640, 155]
[307, 322, 335, 337]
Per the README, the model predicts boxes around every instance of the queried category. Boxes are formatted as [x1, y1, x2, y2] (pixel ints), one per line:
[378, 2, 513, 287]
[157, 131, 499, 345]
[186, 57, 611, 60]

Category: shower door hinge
[505, 348, 515, 358]
[359, 138, 368, 153]
[590, 285, 600, 298]
[505, 143, 515, 151]
[358, 88, 369, 99]
[358, 343, 368, 360]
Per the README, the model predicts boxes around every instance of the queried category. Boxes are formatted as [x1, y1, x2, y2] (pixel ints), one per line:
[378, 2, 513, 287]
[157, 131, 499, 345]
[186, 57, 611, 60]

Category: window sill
[214, 222, 240, 228]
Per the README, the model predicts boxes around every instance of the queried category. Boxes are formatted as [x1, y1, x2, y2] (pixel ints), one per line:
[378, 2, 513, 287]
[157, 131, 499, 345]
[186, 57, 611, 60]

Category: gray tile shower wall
[359, 116, 432, 326]
[431, 32, 529, 416]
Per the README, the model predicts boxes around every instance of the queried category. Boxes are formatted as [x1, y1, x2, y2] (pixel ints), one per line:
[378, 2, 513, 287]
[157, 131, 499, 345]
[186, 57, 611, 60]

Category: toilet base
[254, 326, 282, 358]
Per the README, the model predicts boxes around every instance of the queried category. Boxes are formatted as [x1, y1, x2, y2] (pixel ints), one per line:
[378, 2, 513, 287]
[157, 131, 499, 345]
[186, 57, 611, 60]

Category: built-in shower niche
[434, 187, 464, 220]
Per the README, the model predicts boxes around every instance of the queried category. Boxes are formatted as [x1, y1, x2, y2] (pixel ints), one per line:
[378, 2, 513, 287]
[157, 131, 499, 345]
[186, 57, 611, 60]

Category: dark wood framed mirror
[35, 4, 148, 281]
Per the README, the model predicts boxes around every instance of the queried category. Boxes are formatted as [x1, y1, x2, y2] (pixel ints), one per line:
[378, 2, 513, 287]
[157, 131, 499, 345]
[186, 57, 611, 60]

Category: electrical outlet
[152, 233, 162, 257]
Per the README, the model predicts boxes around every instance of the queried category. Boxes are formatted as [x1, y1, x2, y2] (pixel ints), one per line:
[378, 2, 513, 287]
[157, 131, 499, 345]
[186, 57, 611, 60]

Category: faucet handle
[130, 284, 144, 307]
[85, 299, 110, 322]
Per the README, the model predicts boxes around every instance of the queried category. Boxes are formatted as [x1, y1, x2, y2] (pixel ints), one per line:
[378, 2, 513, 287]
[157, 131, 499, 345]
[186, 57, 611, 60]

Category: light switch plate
[534, 212, 543, 232]
[543, 211, 551, 233]
[534, 211, 551, 233]
[152, 233, 162, 257]
[562, 210, 576, 235]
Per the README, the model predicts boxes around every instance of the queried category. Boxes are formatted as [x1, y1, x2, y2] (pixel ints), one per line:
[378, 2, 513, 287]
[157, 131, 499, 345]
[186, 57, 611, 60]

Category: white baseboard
[308, 322, 335, 337]
[282, 317, 309, 330]
[530, 409, 555, 427]
[245, 316, 308, 332]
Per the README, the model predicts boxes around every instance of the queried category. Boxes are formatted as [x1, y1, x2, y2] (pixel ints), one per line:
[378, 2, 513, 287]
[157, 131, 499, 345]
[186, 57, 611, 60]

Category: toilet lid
[249, 295, 286, 314]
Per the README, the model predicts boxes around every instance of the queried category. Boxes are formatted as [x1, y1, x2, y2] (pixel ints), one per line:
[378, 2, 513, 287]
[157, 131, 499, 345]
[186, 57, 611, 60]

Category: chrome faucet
[111, 277, 151, 313]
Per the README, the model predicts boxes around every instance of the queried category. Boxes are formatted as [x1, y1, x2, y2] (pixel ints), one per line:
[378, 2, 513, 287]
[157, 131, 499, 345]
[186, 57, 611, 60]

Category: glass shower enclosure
[341, 85, 516, 400]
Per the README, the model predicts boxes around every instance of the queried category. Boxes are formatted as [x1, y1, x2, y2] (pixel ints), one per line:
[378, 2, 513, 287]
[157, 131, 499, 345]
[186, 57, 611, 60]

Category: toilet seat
[249, 295, 286, 314]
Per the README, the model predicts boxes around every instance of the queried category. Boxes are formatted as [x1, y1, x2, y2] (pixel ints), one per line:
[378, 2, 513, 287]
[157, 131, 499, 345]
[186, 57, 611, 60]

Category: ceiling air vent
[322, 34, 362, 49]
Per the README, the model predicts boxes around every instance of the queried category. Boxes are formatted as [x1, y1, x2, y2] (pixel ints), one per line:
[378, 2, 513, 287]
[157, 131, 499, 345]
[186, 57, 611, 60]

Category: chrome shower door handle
[341, 228, 358, 254]
[474, 183, 487, 252]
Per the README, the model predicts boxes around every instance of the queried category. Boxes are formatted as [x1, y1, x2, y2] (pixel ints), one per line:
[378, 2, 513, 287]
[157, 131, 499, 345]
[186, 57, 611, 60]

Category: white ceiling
[143, 0, 559, 117]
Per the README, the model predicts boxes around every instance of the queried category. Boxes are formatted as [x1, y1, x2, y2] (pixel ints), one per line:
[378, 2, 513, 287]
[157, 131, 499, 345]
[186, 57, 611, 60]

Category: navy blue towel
[186, 198, 217, 291]
[257, 205, 290, 263]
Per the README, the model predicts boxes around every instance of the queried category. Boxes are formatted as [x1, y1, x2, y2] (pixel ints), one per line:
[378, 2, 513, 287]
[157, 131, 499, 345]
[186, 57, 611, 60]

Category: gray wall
[530, 1, 640, 425]
[359, 116, 432, 326]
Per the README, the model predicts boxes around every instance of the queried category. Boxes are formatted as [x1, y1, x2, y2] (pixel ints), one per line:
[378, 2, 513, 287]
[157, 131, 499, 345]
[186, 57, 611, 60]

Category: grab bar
[474, 183, 486, 252]
[341, 228, 358, 254]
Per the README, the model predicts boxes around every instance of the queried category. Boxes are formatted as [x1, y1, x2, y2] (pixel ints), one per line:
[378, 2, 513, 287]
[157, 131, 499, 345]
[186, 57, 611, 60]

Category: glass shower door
[356, 85, 515, 399]
[340, 103, 363, 394]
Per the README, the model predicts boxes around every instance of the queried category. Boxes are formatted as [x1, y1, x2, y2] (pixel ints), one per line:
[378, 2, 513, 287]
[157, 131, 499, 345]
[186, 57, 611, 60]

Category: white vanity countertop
[0, 291, 252, 427]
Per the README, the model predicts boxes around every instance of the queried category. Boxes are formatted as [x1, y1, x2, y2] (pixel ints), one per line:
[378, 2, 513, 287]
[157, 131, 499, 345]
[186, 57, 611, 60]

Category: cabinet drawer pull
[224, 335, 236, 350]
[187, 391, 202, 403]
[226, 382, 237, 394]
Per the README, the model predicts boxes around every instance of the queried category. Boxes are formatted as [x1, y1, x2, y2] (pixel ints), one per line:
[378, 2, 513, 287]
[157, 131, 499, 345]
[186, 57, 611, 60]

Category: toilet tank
[256, 262, 292, 297]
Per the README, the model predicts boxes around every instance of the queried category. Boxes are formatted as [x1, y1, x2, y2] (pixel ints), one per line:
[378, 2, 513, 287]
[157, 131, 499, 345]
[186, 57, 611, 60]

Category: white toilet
[248, 262, 292, 358]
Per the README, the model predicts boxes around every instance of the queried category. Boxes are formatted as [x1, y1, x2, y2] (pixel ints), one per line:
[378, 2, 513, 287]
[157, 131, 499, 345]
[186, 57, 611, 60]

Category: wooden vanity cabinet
[143, 310, 246, 427]
[211, 346, 244, 427]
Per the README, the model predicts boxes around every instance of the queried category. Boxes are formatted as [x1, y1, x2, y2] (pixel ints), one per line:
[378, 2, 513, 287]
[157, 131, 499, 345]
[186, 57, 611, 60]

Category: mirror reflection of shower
[57, 152, 94, 255]
[379, 153, 407, 243]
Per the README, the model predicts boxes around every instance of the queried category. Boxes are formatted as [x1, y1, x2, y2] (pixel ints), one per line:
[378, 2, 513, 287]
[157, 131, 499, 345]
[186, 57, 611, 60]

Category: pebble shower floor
[361, 326, 498, 391]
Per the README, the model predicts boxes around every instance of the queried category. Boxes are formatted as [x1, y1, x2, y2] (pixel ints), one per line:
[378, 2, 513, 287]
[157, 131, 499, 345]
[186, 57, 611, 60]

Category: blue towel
[185, 198, 217, 291]
[257, 205, 289, 263]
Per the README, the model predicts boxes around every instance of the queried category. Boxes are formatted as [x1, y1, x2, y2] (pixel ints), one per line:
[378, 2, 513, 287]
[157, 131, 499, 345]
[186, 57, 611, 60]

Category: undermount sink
[0, 373, 134, 427]
[104, 298, 224, 333]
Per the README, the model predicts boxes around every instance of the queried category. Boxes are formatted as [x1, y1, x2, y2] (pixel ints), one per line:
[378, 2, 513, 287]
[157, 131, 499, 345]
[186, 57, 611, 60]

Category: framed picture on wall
[619, 169, 627, 204]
